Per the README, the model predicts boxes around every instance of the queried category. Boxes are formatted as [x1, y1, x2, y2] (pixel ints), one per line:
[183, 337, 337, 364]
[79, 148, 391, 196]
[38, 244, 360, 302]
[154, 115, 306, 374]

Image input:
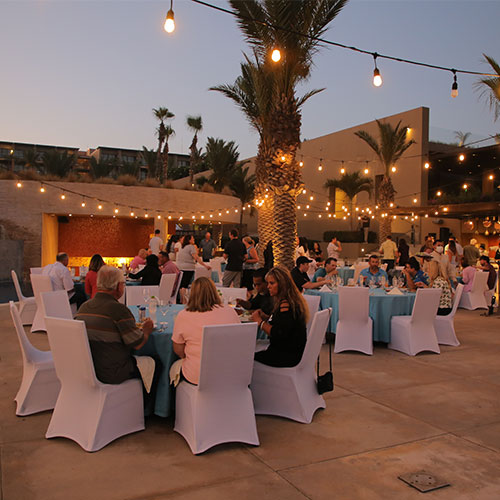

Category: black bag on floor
[316, 336, 334, 394]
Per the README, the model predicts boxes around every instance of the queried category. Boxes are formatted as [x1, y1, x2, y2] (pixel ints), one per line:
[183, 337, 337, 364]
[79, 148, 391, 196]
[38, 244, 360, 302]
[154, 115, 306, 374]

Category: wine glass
[336, 276, 343, 287]
[157, 303, 169, 332]
[142, 287, 150, 305]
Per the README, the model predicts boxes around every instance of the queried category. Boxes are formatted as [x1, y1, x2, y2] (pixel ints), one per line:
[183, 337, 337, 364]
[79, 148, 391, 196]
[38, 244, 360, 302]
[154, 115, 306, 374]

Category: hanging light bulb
[60, 194, 66, 200]
[424, 162, 430, 169]
[459, 153, 465, 162]
[372, 53, 382, 87]
[40, 184, 45, 193]
[391, 166, 397, 173]
[271, 48, 281, 62]
[16, 181, 22, 188]
[299, 160, 304, 167]
[340, 161, 345, 174]
[318, 159, 323, 171]
[114, 208, 119, 214]
[164, 0, 175, 33]
[451, 70, 458, 98]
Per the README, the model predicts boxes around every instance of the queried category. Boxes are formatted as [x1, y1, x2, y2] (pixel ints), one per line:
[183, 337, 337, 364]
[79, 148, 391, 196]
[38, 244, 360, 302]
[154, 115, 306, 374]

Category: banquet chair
[194, 265, 212, 281]
[434, 284, 464, 346]
[250, 308, 331, 424]
[44, 317, 144, 452]
[171, 271, 183, 304]
[219, 287, 247, 304]
[126, 285, 160, 306]
[389, 288, 441, 356]
[11, 270, 36, 326]
[334, 287, 373, 355]
[353, 262, 369, 284]
[159, 274, 177, 303]
[9, 302, 60, 416]
[40, 290, 73, 320]
[174, 322, 259, 454]
[303, 294, 321, 335]
[459, 271, 489, 310]
[30, 267, 43, 275]
[30, 274, 53, 333]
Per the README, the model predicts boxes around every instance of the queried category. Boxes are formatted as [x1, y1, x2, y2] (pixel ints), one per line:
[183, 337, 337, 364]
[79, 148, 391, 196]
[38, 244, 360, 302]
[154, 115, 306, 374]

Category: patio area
[1, 303, 500, 499]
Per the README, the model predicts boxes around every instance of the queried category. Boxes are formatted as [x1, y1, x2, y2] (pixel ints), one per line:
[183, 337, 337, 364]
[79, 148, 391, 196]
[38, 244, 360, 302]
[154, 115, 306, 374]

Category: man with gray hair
[463, 238, 480, 267]
[76, 265, 154, 385]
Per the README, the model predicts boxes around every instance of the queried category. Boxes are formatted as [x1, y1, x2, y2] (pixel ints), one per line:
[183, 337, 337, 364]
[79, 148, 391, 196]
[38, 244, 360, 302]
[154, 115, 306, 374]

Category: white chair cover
[30, 267, 43, 275]
[250, 308, 331, 423]
[44, 317, 144, 452]
[11, 270, 36, 326]
[9, 302, 60, 416]
[389, 288, 441, 356]
[459, 271, 489, 310]
[30, 274, 53, 333]
[170, 271, 183, 304]
[209, 258, 224, 282]
[174, 322, 259, 454]
[334, 287, 373, 355]
[303, 294, 321, 335]
[41, 290, 73, 320]
[159, 274, 176, 303]
[434, 284, 464, 346]
[194, 265, 212, 281]
[219, 287, 247, 304]
[126, 285, 160, 306]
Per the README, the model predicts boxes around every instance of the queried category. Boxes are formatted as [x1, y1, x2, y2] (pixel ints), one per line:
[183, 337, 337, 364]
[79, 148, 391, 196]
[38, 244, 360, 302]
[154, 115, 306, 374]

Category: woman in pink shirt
[172, 277, 240, 385]
[84, 254, 105, 298]
[461, 258, 477, 293]
[129, 249, 147, 272]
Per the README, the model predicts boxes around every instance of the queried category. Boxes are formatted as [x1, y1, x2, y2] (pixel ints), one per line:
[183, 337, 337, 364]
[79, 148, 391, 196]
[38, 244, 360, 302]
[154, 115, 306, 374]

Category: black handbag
[316, 336, 334, 394]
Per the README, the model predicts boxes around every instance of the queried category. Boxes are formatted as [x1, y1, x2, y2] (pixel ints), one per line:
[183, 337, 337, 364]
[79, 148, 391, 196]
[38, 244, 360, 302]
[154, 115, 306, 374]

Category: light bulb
[271, 49, 281, 62]
[98, 204, 102, 210]
[60, 194, 65, 200]
[299, 161, 304, 167]
[463, 184, 468, 190]
[16, 182, 22, 188]
[424, 162, 430, 169]
[40, 186, 45, 193]
[164, 9, 175, 33]
[81, 202, 86, 207]
[318, 165, 323, 171]
[459, 154, 465, 161]
[114, 208, 119, 213]
[373, 68, 382, 87]
[437, 191, 442, 197]
[364, 168, 369, 174]
[391, 166, 397, 173]
[451, 72, 458, 98]
[340, 168, 345, 174]
[488, 174, 494, 180]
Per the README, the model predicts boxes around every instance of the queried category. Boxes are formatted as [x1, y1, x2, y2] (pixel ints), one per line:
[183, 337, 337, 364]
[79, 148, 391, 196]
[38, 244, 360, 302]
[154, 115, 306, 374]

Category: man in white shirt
[149, 229, 163, 256]
[379, 235, 398, 271]
[327, 237, 342, 260]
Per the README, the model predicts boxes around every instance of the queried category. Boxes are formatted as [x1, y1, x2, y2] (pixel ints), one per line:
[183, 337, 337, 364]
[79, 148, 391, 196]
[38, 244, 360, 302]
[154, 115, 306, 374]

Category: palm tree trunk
[272, 191, 297, 270]
[161, 140, 169, 183]
[378, 175, 396, 244]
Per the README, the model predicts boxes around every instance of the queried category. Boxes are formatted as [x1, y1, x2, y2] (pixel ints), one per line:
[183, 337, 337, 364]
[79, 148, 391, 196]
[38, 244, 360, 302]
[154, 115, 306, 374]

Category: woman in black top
[251, 266, 308, 367]
[397, 238, 410, 266]
[311, 241, 323, 260]
[128, 254, 162, 285]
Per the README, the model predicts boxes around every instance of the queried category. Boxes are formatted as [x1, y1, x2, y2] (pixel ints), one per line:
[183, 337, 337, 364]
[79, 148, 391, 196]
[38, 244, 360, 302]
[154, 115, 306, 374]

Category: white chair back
[450, 284, 464, 316]
[10, 301, 40, 365]
[410, 288, 441, 324]
[45, 317, 99, 390]
[303, 294, 321, 333]
[338, 286, 369, 324]
[126, 285, 160, 306]
[209, 258, 223, 282]
[170, 271, 183, 304]
[471, 271, 489, 294]
[198, 323, 258, 392]
[41, 290, 73, 319]
[159, 274, 177, 302]
[30, 274, 54, 332]
[219, 287, 247, 303]
[297, 309, 331, 371]
[30, 267, 43, 275]
[194, 265, 212, 281]
[11, 270, 27, 301]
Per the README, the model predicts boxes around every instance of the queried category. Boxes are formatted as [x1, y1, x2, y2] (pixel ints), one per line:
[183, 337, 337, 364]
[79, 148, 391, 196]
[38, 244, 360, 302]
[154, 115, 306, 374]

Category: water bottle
[138, 306, 146, 323]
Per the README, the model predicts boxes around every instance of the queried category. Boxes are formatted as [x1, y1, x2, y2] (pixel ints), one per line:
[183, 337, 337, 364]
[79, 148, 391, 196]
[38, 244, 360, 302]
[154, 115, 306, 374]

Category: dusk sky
[1, 0, 499, 160]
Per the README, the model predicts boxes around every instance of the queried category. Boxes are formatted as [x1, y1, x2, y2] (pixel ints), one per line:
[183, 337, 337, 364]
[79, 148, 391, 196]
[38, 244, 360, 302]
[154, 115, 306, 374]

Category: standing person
[294, 236, 309, 261]
[251, 266, 308, 368]
[166, 235, 179, 262]
[263, 239, 274, 271]
[360, 214, 370, 243]
[149, 229, 163, 256]
[479, 255, 497, 315]
[446, 239, 459, 281]
[128, 254, 162, 286]
[177, 235, 210, 292]
[420, 235, 434, 252]
[379, 235, 398, 272]
[327, 236, 342, 260]
[428, 261, 454, 315]
[199, 231, 217, 263]
[222, 229, 246, 288]
[84, 254, 105, 299]
[463, 238, 480, 267]
[242, 236, 259, 290]
[445, 236, 463, 262]
[397, 238, 410, 266]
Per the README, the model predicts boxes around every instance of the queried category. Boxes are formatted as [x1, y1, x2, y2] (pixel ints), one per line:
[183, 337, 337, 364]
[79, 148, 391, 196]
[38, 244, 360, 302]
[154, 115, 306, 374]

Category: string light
[40, 184, 45, 193]
[340, 160, 345, 174]
[413, 198, 417, 203]
[451, 70, 458, 98]
[436, 191, 442, 197]
[98, 204, 102, 210]
[372, 53, 382, 87]
[157, 214, 161, 219]
[114, 208, 119, 214]
[16, 181, 22, 188]
[318, 158, 323, 171]
[60, 194, 65, 200]
[299, 160, 304, 167]
[164, 0, 175, 33]
[271, 48, 281, 62]
[459, 153, 465, 162]
[391, 166, 397, 173]
[489, 174, 494, 180]
[424, 162, 430, 169]
[364, 168, 369, 174]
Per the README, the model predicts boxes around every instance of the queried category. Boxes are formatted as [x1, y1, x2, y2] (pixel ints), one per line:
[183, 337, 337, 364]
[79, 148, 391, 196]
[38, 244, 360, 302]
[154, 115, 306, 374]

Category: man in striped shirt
[76, 266, 153, 384]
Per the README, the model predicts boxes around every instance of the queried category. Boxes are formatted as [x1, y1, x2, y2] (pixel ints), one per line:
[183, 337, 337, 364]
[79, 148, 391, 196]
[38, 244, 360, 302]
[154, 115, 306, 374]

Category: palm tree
[213, 0, 347, 269]
[186, 115, 203, 184]
[153, 107, 174, 181]
[23, 148, 39, 171]
[204, 137, 240, 192]
[89, 157, 115, 179]
[475, 54, 500, 121]
[161, 125, 175, 182]
[355, 120, 415, 242]
[41, 150, 77, 178]
[141, 147, 158, 180]
[454, 131, 471, 147]
[324, 172, 373, 230]
[230, 163, 255, 232]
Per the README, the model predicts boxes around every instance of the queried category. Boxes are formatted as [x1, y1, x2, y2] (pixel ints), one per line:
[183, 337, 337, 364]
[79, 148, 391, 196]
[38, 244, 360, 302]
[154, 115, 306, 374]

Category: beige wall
[41, 213, 58, 267]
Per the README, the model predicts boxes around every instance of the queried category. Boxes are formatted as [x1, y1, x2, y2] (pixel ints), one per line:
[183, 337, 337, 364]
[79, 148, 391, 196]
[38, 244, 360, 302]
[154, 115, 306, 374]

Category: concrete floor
[1, 304, 500, 500]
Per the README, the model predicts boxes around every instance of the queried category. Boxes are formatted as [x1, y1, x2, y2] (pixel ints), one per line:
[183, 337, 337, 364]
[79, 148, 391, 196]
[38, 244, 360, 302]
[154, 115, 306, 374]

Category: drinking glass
[380, 276, 386, 288]
[158, 305, 169, 332]
[142, 288, 150, 304]
[336, 276, 343, 287]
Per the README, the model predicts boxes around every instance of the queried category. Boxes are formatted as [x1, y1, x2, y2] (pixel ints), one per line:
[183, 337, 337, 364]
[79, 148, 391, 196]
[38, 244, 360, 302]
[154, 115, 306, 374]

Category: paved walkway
[1, 303, 499, 499]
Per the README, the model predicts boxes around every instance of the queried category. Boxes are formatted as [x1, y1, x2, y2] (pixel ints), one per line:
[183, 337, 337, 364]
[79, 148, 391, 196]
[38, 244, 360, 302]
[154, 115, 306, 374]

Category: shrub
[323, 230, 377, 243]
[163, 180, 174, 189]
[201, 183, 215, 193]
[20, 169, 41, 181]
[143, 178, 160, 188]
[116, 174, 138, 186]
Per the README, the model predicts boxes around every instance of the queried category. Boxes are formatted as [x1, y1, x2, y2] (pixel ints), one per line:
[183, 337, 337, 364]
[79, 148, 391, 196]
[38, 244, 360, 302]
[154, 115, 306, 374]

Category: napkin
[387, 287, 404, 295]
[319, 285, 331, 292]
[169, 359, 183, 387]
[133, 355, 156, 393]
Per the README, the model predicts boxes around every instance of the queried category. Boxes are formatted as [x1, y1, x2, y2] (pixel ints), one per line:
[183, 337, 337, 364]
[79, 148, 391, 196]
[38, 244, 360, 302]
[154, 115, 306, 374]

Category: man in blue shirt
[360, 255, 389, 286]
[312, 257, 339, 283]
[404, 257, 430, 291]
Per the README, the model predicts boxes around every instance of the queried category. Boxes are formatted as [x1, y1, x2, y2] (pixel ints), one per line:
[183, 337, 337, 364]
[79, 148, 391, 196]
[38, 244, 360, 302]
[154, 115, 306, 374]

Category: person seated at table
[251, 266, 308, 368]
[236, 268, 273, 316]
[403, 257, 430, 291]
[128, 254, 162, 286]
[461, 257, 477, 293]
[427, 260, 454, 315]
[479, 255, 497, 315]
[291, 256, 331, 291]
[129, 249, 147, 272]
[312, 257, 338, 283]
[76, 265, 154, 384]
[84, 254, 105, 299]
[359, 255, 389, 286]
[172, 277, 240, 385]
[311, 241, 323, 260]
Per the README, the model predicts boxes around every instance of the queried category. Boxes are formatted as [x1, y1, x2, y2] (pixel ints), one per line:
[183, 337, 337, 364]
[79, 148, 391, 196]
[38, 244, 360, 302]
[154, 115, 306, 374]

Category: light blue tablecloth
[306, 288, 416, 342]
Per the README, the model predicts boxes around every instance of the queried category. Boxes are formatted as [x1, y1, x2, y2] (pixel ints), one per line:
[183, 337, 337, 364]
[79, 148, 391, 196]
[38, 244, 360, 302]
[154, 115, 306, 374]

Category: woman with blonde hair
[242, 236, 259, 290]
[172, 277, 240, 385]
[427, 260, 454, 315]
[251, 266, 309, 367]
